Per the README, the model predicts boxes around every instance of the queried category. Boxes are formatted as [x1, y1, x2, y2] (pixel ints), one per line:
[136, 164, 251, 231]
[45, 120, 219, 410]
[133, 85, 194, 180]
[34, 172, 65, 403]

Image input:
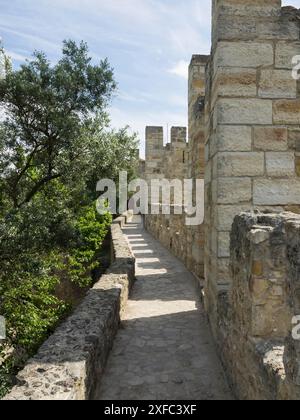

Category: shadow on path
[94, 220, 233, 400]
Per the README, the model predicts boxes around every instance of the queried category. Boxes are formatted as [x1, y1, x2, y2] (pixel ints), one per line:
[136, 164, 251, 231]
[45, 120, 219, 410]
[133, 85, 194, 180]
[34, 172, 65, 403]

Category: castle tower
[205, 0, 300, 341]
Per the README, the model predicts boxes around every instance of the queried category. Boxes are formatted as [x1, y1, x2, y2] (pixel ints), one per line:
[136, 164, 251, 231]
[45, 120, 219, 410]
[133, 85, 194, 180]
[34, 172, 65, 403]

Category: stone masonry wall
[226, 211, 300, 400]
[143, 125, 205, 278]
[205, 0, 300, 343]
[185, 55, 209, 279]
[144, 126, 200, 275]
[142, 0, 300, 400]
[3, 213, 135, 400]
[188, 55, 209, 180]
[143, 56, 209, 280]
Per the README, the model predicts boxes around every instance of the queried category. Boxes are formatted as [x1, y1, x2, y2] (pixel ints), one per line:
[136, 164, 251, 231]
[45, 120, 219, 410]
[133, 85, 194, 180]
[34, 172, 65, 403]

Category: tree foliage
[0, 40, 139, 397]
[0, 40, 117, 209]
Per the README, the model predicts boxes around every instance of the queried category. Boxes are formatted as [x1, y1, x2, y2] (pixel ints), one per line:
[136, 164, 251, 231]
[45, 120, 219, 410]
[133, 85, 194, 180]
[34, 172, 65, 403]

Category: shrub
[68, 205, 112, 287]
[0, 204, 112, 397]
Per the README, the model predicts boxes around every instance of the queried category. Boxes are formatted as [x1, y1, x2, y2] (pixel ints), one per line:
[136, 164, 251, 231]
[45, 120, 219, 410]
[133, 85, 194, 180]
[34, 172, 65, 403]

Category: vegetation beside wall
[0, 40, 138, 397]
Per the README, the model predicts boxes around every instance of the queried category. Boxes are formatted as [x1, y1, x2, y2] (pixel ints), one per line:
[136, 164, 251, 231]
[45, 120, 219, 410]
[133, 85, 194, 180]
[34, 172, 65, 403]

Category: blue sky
[0, 0, 299, 156]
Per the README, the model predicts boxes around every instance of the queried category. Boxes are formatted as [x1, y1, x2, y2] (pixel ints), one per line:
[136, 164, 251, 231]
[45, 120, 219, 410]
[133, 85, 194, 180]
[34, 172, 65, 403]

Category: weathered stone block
[252, 260, 264, 277]
[214, 0, 281, 18]
[296, 157, 300, 177]
[217, 152, 265, 177]
[257, 16, 300, 41]
[251, 305, 275, 337]
[275, 41, 300, 69]
[254, 127, 288, 151]
[211, 227, 218, 256]
[218, 231, 231, 258]
[215, 204, 251, 231]
[213, 67, 257, 100]
[217, 258, 231, 285]
[254, 179, 300, 205]
[216, 177, 252, 204]
[217, 99, 273, 125]
[288, 129, 300, 151]
[273, 100, 300, 125]
[266, 152, 295, 177]
[258, 69, 297, 99]
[217, 125, 252, 152]
[251, 277, 269, 297]
[214, 42, 274, 72]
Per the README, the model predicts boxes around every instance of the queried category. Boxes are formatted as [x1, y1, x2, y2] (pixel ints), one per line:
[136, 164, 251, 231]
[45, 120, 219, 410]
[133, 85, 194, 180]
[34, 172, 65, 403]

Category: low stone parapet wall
[145, 209, 204, 281]
[225, 211, 300, 400]
[3, 212, 135, 400]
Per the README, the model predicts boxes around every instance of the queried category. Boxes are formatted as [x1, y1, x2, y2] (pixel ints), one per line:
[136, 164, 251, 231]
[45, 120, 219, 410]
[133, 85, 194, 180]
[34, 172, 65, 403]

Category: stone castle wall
[142, 55, 209, 280]
[203, 0, 300, 399]
[142, 0, 300, 400]
[143, 125, 205, 279]
[205, 0, 300, 343]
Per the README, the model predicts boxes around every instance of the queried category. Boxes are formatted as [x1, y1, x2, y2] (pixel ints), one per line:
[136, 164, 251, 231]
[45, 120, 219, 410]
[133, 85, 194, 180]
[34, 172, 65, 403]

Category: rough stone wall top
[213, 0, 282, 17]
[144, 125, 188, 182]
[212, 0, 299, 46]
[226, 211, 300, 399]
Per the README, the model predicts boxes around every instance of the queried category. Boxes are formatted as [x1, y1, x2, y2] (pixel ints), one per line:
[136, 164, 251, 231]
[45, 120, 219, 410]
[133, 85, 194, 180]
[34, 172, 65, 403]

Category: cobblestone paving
[95, 219, 233, 400]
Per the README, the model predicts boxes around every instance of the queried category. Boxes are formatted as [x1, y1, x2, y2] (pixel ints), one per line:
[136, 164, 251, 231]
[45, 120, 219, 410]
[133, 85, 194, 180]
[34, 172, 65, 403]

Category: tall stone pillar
[171, 126, 187, 144]
[205, 0, 300, 342]
[185, 56, 209, 280]
[188, 55, 209, 180]
[145, 126, 164, 181]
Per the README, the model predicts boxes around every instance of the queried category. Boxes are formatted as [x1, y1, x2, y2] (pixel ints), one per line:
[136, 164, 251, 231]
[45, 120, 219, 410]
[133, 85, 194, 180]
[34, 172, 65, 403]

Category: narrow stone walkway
[95, 219, 233, 400]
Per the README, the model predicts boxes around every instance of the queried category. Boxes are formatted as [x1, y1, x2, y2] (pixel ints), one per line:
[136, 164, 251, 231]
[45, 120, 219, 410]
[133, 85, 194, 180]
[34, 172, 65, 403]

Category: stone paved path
[95, 218, 233, 400]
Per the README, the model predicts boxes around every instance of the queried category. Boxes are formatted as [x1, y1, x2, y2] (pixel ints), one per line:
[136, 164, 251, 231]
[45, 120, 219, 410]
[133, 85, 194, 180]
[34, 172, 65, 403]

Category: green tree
[0, 40, 139, 397]
[0, 40, 116, 210]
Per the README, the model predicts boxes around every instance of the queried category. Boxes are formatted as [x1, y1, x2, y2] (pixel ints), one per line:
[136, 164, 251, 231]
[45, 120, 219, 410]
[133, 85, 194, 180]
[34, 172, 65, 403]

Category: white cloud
[117, 90, 148, 104]
[6, 50, 29, 62]
[168, 60, 189, 79]
[1, 26, 60, 53]
[94, 0, 158, 25]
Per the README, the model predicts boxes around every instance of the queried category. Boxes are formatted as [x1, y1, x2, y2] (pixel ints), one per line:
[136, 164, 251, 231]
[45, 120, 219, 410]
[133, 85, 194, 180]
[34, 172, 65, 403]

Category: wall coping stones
[3, 212, 135, 400]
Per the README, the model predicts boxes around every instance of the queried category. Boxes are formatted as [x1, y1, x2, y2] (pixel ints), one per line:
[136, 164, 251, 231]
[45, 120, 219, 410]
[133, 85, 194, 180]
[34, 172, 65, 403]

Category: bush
[68, 205, 112, 287]
[0, 258, 68, 398]
[0, 203, 112, 397]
